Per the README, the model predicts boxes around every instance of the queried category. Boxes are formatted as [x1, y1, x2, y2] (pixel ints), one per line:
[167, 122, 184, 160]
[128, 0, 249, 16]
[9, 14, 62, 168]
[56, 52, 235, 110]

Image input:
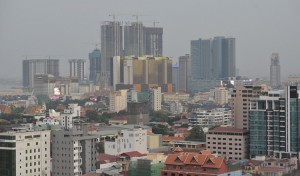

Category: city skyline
[0, 0, 299, 80]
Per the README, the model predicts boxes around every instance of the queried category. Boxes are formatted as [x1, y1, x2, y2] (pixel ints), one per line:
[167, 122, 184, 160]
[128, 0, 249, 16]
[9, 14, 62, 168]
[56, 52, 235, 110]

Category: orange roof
[173, 146, 184, 152]
[199, 149, 212, 155]
[164, 150, 224, 169]
[120, 151, 144, 158]
[162, 136, 185, 141]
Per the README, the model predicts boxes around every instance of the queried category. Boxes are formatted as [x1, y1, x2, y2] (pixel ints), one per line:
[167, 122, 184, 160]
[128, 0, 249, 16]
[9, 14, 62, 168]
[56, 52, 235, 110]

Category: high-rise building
[191, 39, 212, 79]
[88, 48, 101, 83]
[172, 63, 179, 92]
[191, 37, 235, 80]
[144, 26, 163, 56]
[0, 126, 51, 176]
[270, 53, 281, 89]
[232, 85, 265, 130]
[123, 22, 163, 57]
[111, 56, 173, 92]
[23, 59, 59, 88]
[110, 56, 121, 90]
[101, 21, 123, 76]
[178, 54, 191, 92]
[124, 22, 145, 56]
[51, 124, 98, 176]
[249, 86, 299, 158]
[149, 87, 161, 111]
[69, 59, 86, 81]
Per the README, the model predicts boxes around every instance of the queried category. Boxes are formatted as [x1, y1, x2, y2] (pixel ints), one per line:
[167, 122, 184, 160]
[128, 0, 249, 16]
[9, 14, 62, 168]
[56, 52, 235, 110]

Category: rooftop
[209, 126, 247, 133]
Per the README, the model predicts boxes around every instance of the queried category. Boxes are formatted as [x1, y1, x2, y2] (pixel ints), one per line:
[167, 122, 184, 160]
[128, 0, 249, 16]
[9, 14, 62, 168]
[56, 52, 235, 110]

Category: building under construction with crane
[99, 15, 163, 88]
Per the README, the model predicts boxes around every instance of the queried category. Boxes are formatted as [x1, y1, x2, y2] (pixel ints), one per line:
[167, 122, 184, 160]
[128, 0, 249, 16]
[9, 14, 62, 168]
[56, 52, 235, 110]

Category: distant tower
[22, 59, 59, 88]
[101, 21, 123, 80]
[270, 53, 281, 89]
[124, 22, 145, 56]
[69, 59, 86, 81]
[89, 48, 101, 83]
[178, 54, 191, 92]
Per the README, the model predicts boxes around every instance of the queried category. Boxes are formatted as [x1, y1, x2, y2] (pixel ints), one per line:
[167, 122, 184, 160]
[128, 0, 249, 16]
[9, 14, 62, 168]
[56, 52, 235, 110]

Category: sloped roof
[98, 154, 120, 164]
[120, 151, 144, 158]
[173, 146, 184, 152]
[164, 150, 224, 169]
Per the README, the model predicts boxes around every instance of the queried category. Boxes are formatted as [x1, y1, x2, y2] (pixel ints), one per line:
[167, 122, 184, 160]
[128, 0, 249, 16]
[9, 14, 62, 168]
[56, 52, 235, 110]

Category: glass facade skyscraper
[249, 86, 299, 158]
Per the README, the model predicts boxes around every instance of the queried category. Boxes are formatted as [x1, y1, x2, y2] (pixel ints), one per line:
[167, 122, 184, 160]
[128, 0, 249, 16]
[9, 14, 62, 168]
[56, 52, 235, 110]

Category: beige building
[210, 86, 228, 105]
[109, 89, 127, 113]
[149, 87, 161, 111]
[0, 125, 51, 176]
[231, 85, 264, 130]
[162, 92, 190, 103]
[147, 133, 162, 149]
[206, 126, 248, 160]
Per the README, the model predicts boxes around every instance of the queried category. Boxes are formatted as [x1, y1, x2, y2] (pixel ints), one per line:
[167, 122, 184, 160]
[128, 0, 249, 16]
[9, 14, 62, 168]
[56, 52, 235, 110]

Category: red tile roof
[209, 126, 247, 133]
[98, 154, 120, 164]
[162, 136, 185, 141]
[164, 150, 224, 169]
[120, 151, 144, 158]
[173, 146, 184, 152]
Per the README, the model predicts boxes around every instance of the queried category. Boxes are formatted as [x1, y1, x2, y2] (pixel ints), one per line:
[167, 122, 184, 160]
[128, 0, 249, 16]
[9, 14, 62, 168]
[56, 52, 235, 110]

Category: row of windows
[27, 141, 47, 146]
[208, 137, 244, 141]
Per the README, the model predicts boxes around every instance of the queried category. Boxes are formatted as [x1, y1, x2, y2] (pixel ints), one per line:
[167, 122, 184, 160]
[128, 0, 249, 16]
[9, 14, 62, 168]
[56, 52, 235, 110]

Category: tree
[151, 124, 169, 135]
[186, 125, 205, 142]
[86, 110, 99, 121]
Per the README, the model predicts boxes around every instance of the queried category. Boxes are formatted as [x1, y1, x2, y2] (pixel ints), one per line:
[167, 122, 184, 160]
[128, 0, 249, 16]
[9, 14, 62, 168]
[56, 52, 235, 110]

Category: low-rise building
[206, 126, 248, 160]
[161, 148, 242, 176]
[189, 108, 232, 128]
[104, 128, 148, 155]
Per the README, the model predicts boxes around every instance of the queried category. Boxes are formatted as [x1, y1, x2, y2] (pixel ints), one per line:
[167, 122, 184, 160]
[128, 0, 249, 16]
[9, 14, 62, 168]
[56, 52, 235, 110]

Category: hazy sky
[0, 0, 299, 80]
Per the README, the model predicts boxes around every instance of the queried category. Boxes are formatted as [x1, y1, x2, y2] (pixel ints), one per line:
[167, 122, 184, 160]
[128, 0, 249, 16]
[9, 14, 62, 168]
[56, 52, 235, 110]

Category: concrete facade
[206, 127, 248, 160]
[0, 128, 51, 176]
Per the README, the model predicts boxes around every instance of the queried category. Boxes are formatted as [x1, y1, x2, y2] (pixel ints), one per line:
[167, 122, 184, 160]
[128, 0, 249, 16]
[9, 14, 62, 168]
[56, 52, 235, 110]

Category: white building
[60, 104, 81, 129]
[0, 126, 51, 176]
[51, 124, 98, 176]
[169, 101, 183, 114]
[69, 59, 87, 81]
[189, 108, 232, 128]
[127, 89, 138, 102]
[109, 90, 127, 113]
[149, 87, 161, 111]
[104, 128, 148, 155]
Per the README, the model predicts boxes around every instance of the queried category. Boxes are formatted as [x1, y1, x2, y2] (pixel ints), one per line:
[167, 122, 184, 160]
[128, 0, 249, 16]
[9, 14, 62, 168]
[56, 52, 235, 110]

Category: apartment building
[51, 124, 98, 176]
[0, 125, 51, 176]
[206, 126, 248, 160]
[104, 128, 148, 155]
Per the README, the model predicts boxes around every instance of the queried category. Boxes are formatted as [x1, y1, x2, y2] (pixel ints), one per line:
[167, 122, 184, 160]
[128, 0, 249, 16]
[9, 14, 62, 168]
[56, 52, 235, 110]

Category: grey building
[178, 54, 191, 92]
[51, 124, 98, 176]
[88, 48, 101, 83]
[124, 22, 145, 56]
[144, 26, 163, 56]
[23, 59, 59, 88]
[212, 37, 236, 79]
[101, 21, 123, 79]
[124, 22, 163, 57]
[172, 63, 179, 92]
[270, 53, 281, 89]
[191, 37, 235, 80]
[69, 59, 86, 81]
[127, 102, 149, 125]
[191, 39, 212, 79]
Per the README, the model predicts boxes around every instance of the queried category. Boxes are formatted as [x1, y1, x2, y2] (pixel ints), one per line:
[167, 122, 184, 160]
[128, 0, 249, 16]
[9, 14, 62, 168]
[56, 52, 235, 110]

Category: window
[27, 143, 30, 146]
